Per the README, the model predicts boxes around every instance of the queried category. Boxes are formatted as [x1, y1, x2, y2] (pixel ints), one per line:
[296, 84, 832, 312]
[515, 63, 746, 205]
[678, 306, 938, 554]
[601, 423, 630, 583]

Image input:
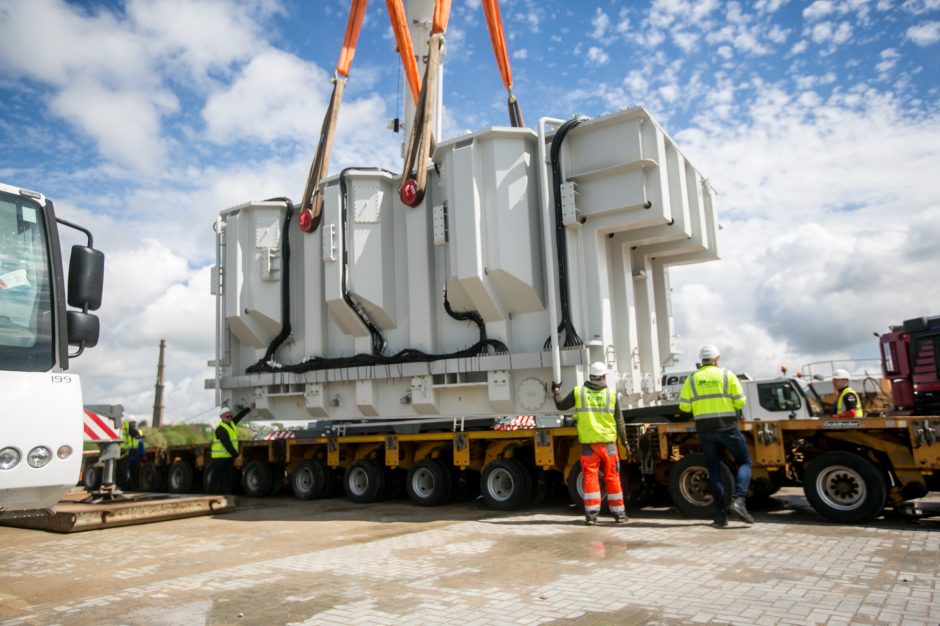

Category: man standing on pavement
[208, 404, 253, 495]
[831, 369, 863, 418]
[553, 362, 628, 525]
[679, 345, 754, 528]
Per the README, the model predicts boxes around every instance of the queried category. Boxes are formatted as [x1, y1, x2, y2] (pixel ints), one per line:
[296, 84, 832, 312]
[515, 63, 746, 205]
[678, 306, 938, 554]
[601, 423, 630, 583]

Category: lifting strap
[481, 0, 524, 127]
[399, 0, 451, 206]
[386, 0, 422, 104]
[299, 0, 369, 233]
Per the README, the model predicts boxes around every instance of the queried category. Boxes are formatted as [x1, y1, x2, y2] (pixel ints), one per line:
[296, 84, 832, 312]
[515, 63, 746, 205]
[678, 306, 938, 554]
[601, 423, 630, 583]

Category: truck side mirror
[67, 245, 104, 311]
[67, 310, 100, 347]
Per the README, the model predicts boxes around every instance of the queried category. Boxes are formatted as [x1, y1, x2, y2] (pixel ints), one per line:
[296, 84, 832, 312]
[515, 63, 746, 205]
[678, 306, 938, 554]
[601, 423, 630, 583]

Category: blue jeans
[699, 427, 752, 511]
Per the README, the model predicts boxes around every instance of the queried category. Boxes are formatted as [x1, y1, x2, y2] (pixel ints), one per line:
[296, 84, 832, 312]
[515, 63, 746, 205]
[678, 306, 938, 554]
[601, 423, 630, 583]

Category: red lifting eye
[400, 178, 420, 206]
[298, 208, 314, 232]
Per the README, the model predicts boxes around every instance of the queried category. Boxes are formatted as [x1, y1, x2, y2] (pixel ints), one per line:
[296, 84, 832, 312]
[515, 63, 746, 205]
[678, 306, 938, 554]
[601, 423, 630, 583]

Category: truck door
[746, 379, 808, 420]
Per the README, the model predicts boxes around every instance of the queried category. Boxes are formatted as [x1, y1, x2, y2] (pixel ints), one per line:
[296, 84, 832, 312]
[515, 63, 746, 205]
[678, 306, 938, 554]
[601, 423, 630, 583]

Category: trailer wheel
[291, 460, 332, 500]
[82, 461, 102, 490]
[138, 461, 163, 492]
[480, 459, 531, 510]
[242, 460, 275, 498]
[344, 459, 387, 503]
[667, 453, 734, 518]
[406, 459, 453, 506]
[167, 460, 195, 494]
[803, 451, 887, 523]
[565, 461, 608, 512]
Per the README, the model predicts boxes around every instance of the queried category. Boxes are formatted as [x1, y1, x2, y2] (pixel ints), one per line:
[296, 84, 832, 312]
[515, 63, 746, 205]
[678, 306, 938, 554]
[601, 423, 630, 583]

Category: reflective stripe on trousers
[580, 442, 625, 516]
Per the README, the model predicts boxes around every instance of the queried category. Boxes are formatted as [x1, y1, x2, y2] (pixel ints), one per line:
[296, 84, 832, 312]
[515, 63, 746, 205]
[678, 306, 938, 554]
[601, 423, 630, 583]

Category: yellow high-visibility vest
[573, 385, 619, 443]
[211, 422, 239, 459]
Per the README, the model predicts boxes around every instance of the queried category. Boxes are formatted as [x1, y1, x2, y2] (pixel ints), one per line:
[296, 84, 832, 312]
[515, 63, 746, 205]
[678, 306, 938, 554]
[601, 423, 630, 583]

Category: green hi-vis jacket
[678, 365, 746, 432]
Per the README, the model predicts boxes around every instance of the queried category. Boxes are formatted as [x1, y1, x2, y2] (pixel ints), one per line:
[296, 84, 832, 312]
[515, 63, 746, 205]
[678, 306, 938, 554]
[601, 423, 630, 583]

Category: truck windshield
[0, 190, 54, 371]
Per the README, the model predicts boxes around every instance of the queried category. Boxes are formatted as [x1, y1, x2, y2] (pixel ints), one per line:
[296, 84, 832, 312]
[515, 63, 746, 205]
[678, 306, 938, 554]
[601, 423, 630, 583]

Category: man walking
[553, 362, 628, 525]
[679, 345, 754, 527]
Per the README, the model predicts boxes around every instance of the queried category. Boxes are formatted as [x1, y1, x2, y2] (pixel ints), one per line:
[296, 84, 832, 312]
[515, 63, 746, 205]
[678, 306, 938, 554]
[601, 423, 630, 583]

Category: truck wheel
[565, 461, 608, 512]
[481, 459, 531, 510]
[291, 460, 331, 500]
[167, 460, 195, 494]
[803, 451, 887, 523]
[344, 459, 387, 503]
[406, 458, 453, 506]
[138, 461, 163, 492]
[242, 460, 275, 498]
[82, 461, 102, 490]
[668, 453, 734, 518]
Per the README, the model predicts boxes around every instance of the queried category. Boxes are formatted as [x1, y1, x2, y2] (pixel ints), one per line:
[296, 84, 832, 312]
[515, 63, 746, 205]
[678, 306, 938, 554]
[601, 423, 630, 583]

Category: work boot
[584, 514, 598, 526]
[612, 514, 628, 524]
[712, 512, 728, 528]
[729, 497, 754, 524]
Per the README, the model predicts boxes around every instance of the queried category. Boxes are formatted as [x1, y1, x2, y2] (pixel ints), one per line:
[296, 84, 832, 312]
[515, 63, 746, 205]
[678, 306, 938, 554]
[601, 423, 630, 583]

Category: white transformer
[209, 107, 718, 421]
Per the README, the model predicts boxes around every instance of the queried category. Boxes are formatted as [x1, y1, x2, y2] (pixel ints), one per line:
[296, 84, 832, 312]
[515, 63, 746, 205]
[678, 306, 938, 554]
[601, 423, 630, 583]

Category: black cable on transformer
[339, 167, 395, 356]
[543, 116, 587, 350]
[245, 174, 507, 375]
[247, 197, 294, 373]
[444, 287, 509, 353]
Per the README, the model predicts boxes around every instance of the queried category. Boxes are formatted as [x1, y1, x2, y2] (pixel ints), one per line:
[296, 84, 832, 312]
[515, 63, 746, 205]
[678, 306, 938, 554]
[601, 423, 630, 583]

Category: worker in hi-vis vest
[553, 362, 628, 525]
[208, 404, 253, 495]
[679, 345, 754, 528]
[831, 369, 863, 419]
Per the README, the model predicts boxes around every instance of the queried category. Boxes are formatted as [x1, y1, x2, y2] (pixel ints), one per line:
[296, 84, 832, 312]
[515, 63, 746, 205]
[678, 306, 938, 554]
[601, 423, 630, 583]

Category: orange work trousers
[581, 442, 625, 518]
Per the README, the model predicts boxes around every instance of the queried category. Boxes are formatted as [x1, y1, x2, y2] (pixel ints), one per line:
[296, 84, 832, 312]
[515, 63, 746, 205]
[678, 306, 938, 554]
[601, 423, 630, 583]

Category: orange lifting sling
[298, 0, 369, 233]
[482, 0, 523, 127]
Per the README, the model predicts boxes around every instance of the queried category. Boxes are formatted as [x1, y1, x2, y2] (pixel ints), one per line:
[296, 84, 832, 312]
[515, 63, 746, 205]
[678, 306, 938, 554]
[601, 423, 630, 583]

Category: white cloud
[901, 0, 940, 14]
[804, 0, 836, 21]
[670, 87, 940, 376]
[591, 8, 611, 40]
[907, 21, 940, 45]
[586, 46, 610, 65]
[876, 48, 901, 74]
[203, 50, 327, 144]
[513, 48, 529, 60]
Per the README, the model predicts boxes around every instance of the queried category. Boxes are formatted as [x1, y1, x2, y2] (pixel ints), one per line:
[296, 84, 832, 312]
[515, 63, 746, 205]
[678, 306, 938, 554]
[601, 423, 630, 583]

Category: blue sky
[1, 0, 939, 423]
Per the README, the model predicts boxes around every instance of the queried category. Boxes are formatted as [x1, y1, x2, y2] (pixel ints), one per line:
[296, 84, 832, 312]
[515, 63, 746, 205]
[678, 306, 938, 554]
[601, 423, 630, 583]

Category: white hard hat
[699, 345, 720, 361]
[832, 368, 851, 380]
[220, 408, 234, 418]
[589, 362, 607, 378]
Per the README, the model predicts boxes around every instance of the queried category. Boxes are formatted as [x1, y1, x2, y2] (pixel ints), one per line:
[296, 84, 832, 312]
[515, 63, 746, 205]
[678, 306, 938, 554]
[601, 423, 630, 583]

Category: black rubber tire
[291, 459, 331, 500]
[803, 451, 888, 523]
[82, 461, 102, 490]
[167, 460, 195, 494]
[565, 461, 609, 512]
[241, 460, 275, 497]
[138, 461, 163, 492]
[480, 459, 531, 511]
[344, 459, 387, 503]
[667, 453, 734, 518]
[406, 458, 453, 506]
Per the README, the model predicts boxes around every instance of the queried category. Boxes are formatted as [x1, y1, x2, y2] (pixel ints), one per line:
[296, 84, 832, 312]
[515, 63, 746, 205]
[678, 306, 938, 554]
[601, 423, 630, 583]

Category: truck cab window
[0, 192, 53, 371]
[757, 382, 802, 412]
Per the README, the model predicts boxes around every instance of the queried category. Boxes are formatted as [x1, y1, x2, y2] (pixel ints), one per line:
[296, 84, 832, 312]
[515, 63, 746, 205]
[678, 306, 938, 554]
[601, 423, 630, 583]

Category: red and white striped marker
[83, 409, 122, 443]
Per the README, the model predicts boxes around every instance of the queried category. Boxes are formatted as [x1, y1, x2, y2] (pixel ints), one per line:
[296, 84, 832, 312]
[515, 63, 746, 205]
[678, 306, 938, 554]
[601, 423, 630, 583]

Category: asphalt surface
[0, 488, 937, 626]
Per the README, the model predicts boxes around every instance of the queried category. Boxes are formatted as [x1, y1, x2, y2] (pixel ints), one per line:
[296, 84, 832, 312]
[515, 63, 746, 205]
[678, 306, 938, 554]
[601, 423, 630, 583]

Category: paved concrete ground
[0, 488, 937, 626]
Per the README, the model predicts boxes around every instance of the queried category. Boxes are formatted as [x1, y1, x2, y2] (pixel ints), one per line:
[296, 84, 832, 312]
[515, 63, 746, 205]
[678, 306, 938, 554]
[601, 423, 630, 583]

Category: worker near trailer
[125, 420, 145, 490]
[116, 419, 145, 490]
[552, 362, 629, 525]
[208, 404, 253, 495]
[679, 345, 754, 528]
[831, 369, 863, 419]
